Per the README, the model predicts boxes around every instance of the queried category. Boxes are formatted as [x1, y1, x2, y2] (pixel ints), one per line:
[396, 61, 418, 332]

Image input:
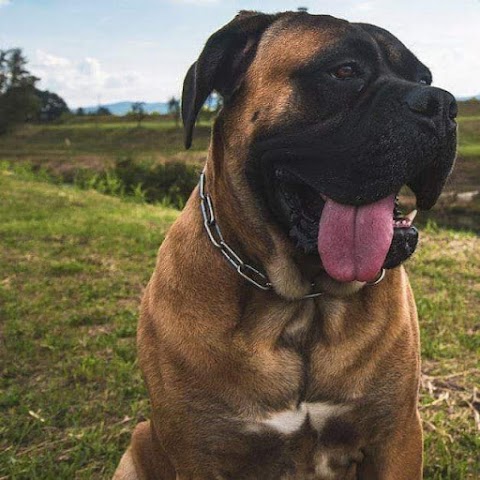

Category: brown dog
[114, 11, 457, 480]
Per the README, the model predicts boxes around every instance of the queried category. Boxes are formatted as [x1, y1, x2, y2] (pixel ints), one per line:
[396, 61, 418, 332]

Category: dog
[114, 10, 457, 480]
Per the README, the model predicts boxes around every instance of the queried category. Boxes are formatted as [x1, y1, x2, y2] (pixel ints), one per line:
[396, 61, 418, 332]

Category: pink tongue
[318, 195, 395, 282]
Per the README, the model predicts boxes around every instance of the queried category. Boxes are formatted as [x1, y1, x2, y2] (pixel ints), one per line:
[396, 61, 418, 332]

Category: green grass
[458, 116, 480, 158]
[458, 144, 480, 157]
[0, 169, 478, 479]
[0, 114, 478, 172]
[44, 120, 211, 130]
[458, 115, 480, 122]
[0, 122, 211, 169]
[0, 170, 178, 479]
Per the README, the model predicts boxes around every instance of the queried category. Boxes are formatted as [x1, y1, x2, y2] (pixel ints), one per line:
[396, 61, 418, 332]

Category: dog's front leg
[113, 421, 177, 480]
[357, 411, 423, 480]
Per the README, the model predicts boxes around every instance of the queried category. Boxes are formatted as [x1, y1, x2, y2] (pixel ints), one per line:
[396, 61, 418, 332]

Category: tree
[167, 96, 180, 127]
[199, 93, 222, 122]
[96, 106, 112, 116]
[213, 93, 223, 114]
[76, 107, 85, 116]
[131, 101, 146, 127]
[0, 48, 40, 134]
[35, 89, 69, 122]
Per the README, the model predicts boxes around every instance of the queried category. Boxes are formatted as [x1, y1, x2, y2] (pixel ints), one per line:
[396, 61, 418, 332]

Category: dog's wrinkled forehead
[353, 23, 431, 81]
[256, 14, 346, 66]
[252, 15, 427, 84]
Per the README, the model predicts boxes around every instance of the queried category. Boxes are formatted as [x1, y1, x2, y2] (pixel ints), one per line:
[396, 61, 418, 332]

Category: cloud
[31, 50, 142, 107]
[0, 0, 11, 7]
[171, 0, 219, 4]
[352, 2, 376, 12]
[104, 73, 140, 89]
[35, 51, 70, 68]
[77, 57, 102, 77]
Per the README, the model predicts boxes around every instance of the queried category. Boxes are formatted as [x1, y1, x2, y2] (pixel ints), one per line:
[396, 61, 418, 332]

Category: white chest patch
[247, 402, 350, 435]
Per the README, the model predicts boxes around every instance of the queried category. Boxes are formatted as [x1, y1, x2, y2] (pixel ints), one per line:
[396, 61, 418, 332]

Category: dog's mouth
[269, 168, 419, 283]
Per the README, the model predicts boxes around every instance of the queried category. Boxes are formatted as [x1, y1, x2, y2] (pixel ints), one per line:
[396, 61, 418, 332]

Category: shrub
[114, 156, 201, 207]
[3, 157, 202, 208]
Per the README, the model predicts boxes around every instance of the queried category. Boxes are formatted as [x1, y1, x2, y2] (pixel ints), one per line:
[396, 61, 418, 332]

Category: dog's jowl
[114, 11, 456, 480]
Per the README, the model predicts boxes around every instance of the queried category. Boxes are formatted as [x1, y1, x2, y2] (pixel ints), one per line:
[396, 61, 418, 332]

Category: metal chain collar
[199, 171, 385, 300]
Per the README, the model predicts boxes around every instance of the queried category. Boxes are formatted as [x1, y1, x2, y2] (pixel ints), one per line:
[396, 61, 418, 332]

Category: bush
[3, 157, 202, 208]
[72, 157, 201, 208]
[113, 156, 201, 208]
[0, 160, 59, 183]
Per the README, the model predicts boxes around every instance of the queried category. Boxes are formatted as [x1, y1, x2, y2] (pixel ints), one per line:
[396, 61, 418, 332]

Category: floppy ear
[181, 11, 278, 149]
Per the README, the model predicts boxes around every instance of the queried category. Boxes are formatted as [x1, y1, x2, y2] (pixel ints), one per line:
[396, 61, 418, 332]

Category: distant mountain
[82, 101, 169, 116]
[457, 94, 480, 102]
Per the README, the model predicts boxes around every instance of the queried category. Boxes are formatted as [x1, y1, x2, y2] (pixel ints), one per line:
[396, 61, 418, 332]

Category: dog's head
[182, 11, 457, 284]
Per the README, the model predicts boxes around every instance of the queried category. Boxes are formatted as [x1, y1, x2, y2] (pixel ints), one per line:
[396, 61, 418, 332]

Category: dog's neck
[198, 155, 369, 300]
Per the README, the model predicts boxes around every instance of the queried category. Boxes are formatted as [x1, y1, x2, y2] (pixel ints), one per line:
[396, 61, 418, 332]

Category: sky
[0, 0, 479, 108]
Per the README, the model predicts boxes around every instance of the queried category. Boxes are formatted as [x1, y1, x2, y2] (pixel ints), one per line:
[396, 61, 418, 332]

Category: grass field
[0, 169, 175, 479]
[457, 116, 480, 159]
[0, 112, 478, 166]
[0, 122, 211, 164]
[1, 165, 479, 479]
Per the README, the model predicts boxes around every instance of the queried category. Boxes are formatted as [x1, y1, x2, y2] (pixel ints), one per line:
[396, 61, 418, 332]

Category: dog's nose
[405, 86, 457, 123]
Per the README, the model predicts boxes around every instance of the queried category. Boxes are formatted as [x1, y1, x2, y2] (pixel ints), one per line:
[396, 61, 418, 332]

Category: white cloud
[352, 2, 376, 13]
[171, 0, 219, 4]
[36, 50, 70, 68]
[104, 73, 140, 89]
[31, 50, 142, 107]
[77, 57, 102, 77]
[0, 0, 11, 7]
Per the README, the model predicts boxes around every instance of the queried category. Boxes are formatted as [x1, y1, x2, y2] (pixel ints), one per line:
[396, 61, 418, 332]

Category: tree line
[0, 48, 69, 133]
[0, 48, 222, 133]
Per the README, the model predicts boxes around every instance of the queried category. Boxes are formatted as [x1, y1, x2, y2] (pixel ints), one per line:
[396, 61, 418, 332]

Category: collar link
[198, 170, 385, 300]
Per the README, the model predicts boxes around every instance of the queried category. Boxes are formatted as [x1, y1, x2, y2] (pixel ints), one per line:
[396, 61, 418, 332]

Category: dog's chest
[216, 298, 389, 479]
[157, 294, 409, 479]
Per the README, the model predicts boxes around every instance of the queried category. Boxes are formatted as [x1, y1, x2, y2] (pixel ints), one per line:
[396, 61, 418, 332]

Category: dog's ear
[182, 11, 277, 149]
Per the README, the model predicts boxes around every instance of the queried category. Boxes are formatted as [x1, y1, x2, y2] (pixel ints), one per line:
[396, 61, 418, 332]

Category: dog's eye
[419, 78, 430, 85]
[332, 64, 359, 79]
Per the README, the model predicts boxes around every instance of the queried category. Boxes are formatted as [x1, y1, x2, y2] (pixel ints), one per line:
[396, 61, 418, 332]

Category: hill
[82, 101, 170, 115]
